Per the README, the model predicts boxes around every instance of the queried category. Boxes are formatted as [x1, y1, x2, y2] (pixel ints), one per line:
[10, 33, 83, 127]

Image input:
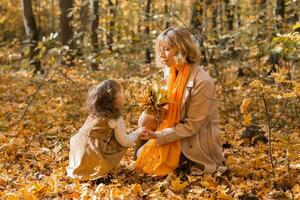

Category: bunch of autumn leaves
[139, 81, 172, 118]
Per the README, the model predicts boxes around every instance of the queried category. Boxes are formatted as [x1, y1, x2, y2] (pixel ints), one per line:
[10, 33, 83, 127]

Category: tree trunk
[106, 0, 117, 52]
[59, 0, 74, 66]
[90, 0, 99, 71]
[78, 0, 90, 52]
[212, 1, 218, 31]
[51, 0, 55, 33]
[251, 0, 256, 9]
[191, 0, 207, 64]
[260, 0, 267, 10]
[145, 0, 152, 63]
[164, 0, 170, 29]
[59, 0, 74, 46]
[275, 0, 285, 19]
[225, 0, 234, 31]
[258, 0, 267, 38]
[80, 0, 90, 32]
[218, 0, 224, 33]
[236, 3, 241, 28]
[21, 0, 42, 73]
[275, 0, 285, 31]
[33, 0, 42, 35]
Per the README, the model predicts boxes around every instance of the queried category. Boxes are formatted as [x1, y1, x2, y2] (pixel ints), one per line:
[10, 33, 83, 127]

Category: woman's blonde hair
[86, 80, 122, 119]
[155, 27, 200, 67]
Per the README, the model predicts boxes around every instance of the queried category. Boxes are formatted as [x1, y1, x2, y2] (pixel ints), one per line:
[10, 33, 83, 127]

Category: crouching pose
[67, 80, 146, 180]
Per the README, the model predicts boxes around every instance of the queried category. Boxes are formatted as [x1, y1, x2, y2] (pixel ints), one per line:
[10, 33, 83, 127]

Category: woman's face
[159, 42, 176, 68]
[114, 88, 126, 110]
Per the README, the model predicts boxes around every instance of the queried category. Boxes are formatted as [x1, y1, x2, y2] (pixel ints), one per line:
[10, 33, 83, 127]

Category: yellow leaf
[0, 16, 7, 24]
[283, 92, 297, 98]
[110, 187, 124, 199]
[130, 184, 142, 196]
[67, 192, 80, 199]
[240, 98, 251, 114]
[292, 23, 300, 31]
[47, 175, 58, 193]
[52, 141, 63, 154]
[21, 188, 38, 200]
[0, 134, 7, 144]
[4, 193, 20, 200]
[249, 80, 261, 89]
[271, 94, 282, 99]
[27, 182, 45, 194]
[170, 178, 189, 193]
[0, 138, 24, 158]
[0, 175, 9, 187]
[262, 85, 271, 93]
[25, 86, 36, 95]
[230, 166, 249, 177]
[274, 74, 285, 83]
[225, 156, 236, 165]
[200, 176, 217, 190]
[217, 191, 232, 200]
[293, 82, 300, 95]
[290, 163, 300, 170]
[292, 184, 300, 194]
[243, 113, 251, 125]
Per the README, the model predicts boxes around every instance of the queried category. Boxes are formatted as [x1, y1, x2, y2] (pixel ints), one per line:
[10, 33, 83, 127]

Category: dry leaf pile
[0, 63, 299, 199]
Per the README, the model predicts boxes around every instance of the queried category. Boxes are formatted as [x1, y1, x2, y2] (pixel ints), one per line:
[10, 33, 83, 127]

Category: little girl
[67, 80, 145, 180]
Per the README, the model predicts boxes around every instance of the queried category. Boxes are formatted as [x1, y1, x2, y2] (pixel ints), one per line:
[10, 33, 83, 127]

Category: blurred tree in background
[0, 0, 296, 72]
[0, 0, 300, 199]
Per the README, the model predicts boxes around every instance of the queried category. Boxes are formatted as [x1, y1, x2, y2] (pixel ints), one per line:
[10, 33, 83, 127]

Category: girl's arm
[108, 118, 141, 147]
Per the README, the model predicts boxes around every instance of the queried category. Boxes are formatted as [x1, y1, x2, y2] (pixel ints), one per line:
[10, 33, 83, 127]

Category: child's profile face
[114, 88, 126, 110]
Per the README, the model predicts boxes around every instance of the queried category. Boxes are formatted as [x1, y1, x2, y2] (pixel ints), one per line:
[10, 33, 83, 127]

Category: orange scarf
[135, 64, 190, 176]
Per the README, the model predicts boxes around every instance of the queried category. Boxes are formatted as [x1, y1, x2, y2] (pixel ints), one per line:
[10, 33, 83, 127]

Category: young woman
[135, 27, 226, 176]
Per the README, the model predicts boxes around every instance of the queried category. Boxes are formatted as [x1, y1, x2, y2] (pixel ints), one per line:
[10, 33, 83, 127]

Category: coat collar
[180, 64, 199, 111]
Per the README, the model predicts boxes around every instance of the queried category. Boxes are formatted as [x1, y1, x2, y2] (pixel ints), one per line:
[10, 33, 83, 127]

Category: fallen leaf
[169, 178, 189, 193]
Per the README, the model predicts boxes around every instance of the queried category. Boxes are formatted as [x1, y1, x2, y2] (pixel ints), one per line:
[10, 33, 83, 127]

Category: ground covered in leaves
[0, 63, 299, 199]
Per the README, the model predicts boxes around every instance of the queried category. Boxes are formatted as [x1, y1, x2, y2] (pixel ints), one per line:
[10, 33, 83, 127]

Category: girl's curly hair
[86, 80, 122, 119]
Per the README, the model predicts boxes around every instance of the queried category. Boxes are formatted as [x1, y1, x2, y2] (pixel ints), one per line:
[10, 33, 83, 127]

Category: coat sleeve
[108, 118, 139, 147]
[156, 79, 216, 145]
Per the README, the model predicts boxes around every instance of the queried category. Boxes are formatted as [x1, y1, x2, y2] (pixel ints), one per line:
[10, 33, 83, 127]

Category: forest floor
[0, 61, 299, 199]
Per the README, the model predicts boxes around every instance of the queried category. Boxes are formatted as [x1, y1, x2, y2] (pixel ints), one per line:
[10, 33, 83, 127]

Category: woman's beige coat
[156, 64, 226, 174]
[67, 115, 126, 180]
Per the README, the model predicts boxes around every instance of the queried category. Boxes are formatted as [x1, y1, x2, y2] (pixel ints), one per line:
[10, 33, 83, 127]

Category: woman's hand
[140, 130, 157, 140]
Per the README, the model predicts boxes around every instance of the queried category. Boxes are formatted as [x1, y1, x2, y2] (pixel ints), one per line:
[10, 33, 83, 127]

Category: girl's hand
[135, 127, 149, 136]
[140, 130, 157, 140]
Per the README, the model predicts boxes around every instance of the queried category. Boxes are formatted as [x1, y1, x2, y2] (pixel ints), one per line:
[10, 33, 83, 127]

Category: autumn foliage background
[0, 0, 300, 199]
